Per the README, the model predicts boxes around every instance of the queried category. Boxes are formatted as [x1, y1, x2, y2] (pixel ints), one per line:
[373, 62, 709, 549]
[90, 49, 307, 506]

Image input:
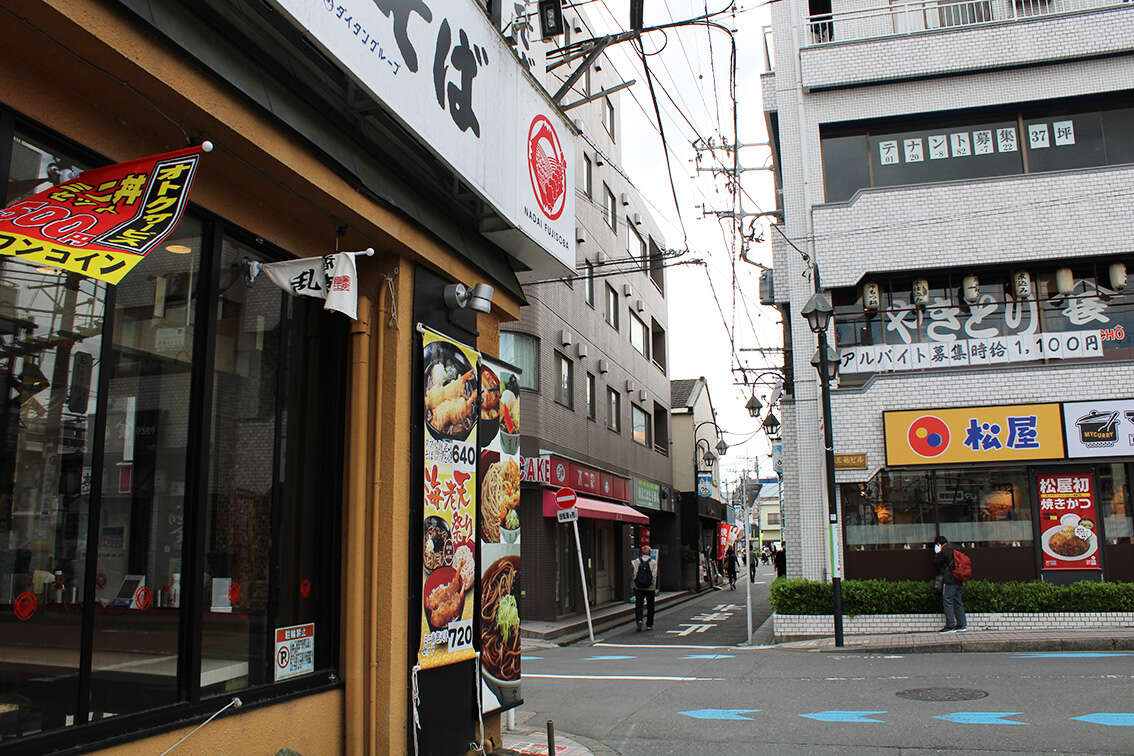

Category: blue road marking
[1015, 652, 1134, 658]
[1071, 713, 1134, 727]
[934, 712, 1028, 725]
[520, 656, 542, 661]
[679, 709, 761, 721]
[681, 654, 736, 660]
[584, 655, 636, 661]
[800, 711, 886, 723]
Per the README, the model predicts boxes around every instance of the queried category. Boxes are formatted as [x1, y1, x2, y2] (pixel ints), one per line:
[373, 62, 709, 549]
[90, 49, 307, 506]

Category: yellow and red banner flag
[0, 145, 206, 284]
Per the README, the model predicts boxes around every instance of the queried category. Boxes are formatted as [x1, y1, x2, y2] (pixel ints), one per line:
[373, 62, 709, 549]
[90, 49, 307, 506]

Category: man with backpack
[933, 535, 968, 633]
[632, 545, 657, 631]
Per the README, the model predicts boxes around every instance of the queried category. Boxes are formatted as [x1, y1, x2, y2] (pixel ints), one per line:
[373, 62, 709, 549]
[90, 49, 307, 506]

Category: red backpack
[951, 549, 972, 583]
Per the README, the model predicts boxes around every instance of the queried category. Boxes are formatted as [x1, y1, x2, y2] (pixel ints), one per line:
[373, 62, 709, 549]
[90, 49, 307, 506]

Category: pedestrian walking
[773, 547, 786, 578]
[631, 544, 657, 631]
[724, 545, 738, 590]
[933, 535, 967, 633]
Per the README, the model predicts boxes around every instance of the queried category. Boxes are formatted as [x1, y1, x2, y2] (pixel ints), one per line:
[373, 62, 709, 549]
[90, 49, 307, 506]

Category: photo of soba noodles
[481, 458, 521, 544]
[424, 342, 478, 440]
[480, 555, 521, 683]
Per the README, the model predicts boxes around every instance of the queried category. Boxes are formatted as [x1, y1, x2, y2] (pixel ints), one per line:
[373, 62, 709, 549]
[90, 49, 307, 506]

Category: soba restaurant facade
[0, 2, 571, 754]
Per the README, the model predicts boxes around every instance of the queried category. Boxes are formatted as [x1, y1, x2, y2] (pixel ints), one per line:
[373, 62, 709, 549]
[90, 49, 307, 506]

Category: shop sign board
[419, 327, 479, 669]
[1037, 473, 1101, 571]
[477, 355, 523, 712]
[632, 478, 661, 511]
[274, 623, 314, 681]
[1063, 399, 1134, 458]
[834, 453, 867, 470]
[268, 0, 574, 273]
[520, 454, 631, 502]
[0, 145, 205, 284]
[697, 472, 713, 498]
[716, 523, 735, 561]
[883, 403, 1064, 466]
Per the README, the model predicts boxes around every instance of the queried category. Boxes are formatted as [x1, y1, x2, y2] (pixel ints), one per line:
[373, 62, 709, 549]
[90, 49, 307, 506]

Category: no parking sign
[274, 623, 314, 681]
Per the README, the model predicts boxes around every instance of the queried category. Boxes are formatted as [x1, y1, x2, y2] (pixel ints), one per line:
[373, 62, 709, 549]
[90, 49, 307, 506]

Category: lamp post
[693, 420, 726, 592]
[801, 288, 844, 647]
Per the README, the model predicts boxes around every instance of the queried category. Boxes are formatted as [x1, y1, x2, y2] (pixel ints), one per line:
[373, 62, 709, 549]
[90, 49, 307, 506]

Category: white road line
[595, 642, 774, 651]
[525, 673, 722, 681]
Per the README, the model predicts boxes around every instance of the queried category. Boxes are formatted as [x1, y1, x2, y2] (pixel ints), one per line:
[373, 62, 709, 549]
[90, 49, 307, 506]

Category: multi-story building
[505, 9, 674, 620]
[765, 1, 1134, 584]
[757, 479, 782, 549]
[671, 377, 728, 589]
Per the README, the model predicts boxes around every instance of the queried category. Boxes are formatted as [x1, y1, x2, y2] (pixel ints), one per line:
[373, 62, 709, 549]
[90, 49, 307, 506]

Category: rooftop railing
[806, 0, 1130, 45]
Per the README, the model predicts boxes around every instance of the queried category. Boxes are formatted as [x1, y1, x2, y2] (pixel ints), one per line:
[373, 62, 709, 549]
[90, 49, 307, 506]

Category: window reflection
[1098, 463, 1131, 545]
[0, 136, 100, 737]
[88, 217, 203, 719]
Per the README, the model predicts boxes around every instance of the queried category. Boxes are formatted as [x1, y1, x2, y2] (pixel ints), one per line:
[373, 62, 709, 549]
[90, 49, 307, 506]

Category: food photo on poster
[478, 356, 523, 713]
[418, 327, 479, 670]
[1037, 472, 1101, 571]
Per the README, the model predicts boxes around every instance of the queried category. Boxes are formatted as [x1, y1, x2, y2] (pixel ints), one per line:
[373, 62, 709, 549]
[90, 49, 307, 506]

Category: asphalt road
[516, 564, 1134, 755]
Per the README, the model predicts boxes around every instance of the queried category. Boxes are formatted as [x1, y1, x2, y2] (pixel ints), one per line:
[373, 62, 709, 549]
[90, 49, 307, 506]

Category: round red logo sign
[527, 115, 567, 221]
[14, 591, 36, 621]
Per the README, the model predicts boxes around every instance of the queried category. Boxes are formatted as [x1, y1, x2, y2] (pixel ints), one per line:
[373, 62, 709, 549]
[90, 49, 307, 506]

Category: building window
[604, 283, 619, 330]
[766, 511, 782, 526]
[652, 401, 669, 454]
[554, 351, 574, 409]
[607, 388, 621, 432]
[584, 260, 595, 307]
[648, 237, 665, 293]
[584, 64, 592, 96]
[631, 404, 650, 446]
[629, 310, 649, 358]
[604, 183, 616, 231]
[500, 331, 540, 390]
[603, 96, 615, 139]
[650, 319, 667, 371]
[628, 223, 647, 268]
[583, 153, 593, 198]
[586, 373, 597, 420]
[821, 99, 1134, 202]
[0, 130, 344, 741]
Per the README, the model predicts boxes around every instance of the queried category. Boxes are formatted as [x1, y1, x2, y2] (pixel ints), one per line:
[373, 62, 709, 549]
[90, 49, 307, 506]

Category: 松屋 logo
[907, 415, 950, 458]
[527, 115, 566, 221]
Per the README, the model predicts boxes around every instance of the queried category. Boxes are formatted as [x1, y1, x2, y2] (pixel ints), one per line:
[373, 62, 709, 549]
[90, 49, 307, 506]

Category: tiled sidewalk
[777, 626, 1134, 653]
[499, 726, 611, 756]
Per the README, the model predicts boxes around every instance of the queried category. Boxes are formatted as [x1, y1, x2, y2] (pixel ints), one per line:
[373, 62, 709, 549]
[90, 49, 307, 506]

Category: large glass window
[822, 97, 1134, 202]
[586, 373, 596, 420]
[843, 467, 1032, 550]
[1098, 462, 1131, 545]
[604, 184, 616, 231]
[583, 154, 593, 199]
[499, 331, 539, 391]
[604, 284, 619, 330]
[584, 261, 594, 307]
[651, 319, 667, 370]
[0, 125, 344, 743]
[629, 311, 648, 358]
[607, 388, 621, 432]
[652, 401, 668, 454]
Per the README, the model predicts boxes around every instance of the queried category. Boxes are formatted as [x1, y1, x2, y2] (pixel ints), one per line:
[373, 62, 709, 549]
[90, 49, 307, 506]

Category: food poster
[478, 356, 523, 712]
[1037, 472, 1101, 571]
[419, 328, 480, 669]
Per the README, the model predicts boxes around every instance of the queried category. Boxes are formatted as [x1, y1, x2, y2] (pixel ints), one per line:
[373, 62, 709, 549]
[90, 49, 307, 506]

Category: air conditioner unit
[598, 359, 609, 373]
[576, 343, 589, 358]
[595, 154, 605, 166]
[759, 269, 775, 305]
[620, 192, 630, 206]
[638, 390, 648, 402]
[635, 299, 645, 312]
[573, 118, 584, 132]
[572, 18, 583, 33]
[559, 329, 573, 347]
[576, 227, 586, 244]
[622, 284, 632, 297]
[633, 212, 642, 225]
[624, 379, 634, 392]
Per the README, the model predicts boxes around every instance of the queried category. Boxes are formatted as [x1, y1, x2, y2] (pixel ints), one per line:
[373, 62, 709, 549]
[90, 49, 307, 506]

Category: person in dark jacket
[724, 546, 738, 590]
[933, 535, 967, 633]
[773, 547, 786, 578]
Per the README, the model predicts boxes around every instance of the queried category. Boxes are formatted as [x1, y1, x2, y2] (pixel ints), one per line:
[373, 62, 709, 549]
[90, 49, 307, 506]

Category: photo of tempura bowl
[423, 566, 463, 631]
[500, 431, 520, 455]
[423, 341, 476, 442]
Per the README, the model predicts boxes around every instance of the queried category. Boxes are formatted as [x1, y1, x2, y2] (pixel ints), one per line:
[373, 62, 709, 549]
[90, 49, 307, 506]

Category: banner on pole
[0, 145, 206, 284]
[256, 251, 360, 319]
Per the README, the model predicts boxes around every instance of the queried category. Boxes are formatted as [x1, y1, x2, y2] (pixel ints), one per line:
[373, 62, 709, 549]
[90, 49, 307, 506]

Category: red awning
[541, 490, 649, 525]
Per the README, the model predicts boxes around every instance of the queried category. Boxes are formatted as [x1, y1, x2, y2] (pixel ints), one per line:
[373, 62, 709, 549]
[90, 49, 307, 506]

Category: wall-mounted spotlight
[443, 282, 495, 313]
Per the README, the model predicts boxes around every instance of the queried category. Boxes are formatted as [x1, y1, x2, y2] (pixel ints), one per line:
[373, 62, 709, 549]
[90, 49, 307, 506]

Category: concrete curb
[779, 635, 1134, 654]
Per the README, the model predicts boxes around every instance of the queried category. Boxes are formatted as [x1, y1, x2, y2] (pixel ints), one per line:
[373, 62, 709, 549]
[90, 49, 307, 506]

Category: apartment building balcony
[799, 1, 1134, 90]
[811, 162, 1134, 289]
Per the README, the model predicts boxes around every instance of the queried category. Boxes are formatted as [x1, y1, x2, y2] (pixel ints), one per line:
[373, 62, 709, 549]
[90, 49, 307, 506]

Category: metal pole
[744, 498, 753, 645]
[572, 519, 595, 643]
[816, 323, 844, 648]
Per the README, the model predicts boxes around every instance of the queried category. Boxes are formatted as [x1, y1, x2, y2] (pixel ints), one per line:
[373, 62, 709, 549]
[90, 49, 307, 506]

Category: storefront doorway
[593, 521, 615, 604]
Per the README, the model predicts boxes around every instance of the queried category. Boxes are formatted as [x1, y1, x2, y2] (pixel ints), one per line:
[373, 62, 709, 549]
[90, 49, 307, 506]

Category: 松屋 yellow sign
[884, 404, 1064, 466]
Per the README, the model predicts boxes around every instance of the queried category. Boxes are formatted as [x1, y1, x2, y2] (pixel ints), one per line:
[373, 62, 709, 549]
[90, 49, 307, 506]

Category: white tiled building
[764, 0, 1134, 583]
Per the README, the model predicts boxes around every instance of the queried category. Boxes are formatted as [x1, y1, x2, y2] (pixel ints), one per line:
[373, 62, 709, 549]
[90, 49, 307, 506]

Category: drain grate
[896, 687, 989, 702]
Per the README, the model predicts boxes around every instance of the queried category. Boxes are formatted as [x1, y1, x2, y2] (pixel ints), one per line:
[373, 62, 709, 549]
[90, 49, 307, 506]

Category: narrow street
[513, 564, 1134, 755]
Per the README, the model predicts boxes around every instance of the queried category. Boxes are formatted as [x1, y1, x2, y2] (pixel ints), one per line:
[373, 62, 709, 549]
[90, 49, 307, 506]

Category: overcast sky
[572, 0, 781, 482]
